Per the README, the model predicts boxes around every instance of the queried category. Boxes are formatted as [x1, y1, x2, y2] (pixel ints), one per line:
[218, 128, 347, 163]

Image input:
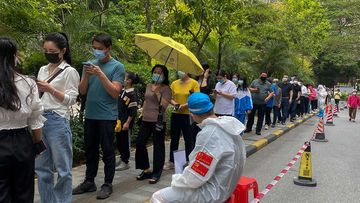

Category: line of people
[1, 32, 328, 203]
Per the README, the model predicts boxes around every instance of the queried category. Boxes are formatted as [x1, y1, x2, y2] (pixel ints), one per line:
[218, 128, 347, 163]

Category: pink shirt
[347, 95, 360, 109]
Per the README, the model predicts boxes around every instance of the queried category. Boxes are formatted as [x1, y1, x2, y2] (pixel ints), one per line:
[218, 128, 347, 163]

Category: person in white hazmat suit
[316, 85, 328, 117]
[151, 92, 246, 203]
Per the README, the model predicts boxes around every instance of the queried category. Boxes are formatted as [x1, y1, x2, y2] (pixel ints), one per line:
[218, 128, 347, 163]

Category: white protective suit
[317, 85, 328, 110]
[151, 116, 246, 203]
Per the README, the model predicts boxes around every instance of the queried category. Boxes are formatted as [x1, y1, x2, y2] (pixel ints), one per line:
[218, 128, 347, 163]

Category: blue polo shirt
[85, 58, 125, 120]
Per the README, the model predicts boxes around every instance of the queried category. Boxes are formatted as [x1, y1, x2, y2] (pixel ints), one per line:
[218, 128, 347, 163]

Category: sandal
[149, 176, 160, 184]
[136, 171, 152, 181]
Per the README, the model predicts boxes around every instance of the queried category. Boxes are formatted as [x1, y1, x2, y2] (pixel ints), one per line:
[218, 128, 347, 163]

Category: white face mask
[177, 71, 186, 79]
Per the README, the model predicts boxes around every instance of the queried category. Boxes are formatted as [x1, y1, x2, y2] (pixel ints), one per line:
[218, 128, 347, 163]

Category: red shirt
[347, 95, 360, 108]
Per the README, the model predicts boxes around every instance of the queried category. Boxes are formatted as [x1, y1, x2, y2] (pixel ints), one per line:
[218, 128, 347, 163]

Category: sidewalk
[34, 113, 316, 203]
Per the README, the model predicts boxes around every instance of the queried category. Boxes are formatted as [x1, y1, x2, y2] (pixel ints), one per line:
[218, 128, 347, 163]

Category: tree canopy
[1, 0, 358, 85]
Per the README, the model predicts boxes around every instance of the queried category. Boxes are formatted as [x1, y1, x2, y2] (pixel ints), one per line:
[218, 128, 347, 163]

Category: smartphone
[82, 61, 94, 66]
[34, 140, 47, 155]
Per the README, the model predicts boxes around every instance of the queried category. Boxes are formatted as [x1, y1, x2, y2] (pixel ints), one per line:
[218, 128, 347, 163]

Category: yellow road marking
[287, 123, 295, 129]
[272, 129, 284, 137]
[252, 139, 268, 150]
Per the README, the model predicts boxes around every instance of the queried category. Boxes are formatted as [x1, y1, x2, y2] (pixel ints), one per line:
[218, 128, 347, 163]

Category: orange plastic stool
[228, 176, 259, 203]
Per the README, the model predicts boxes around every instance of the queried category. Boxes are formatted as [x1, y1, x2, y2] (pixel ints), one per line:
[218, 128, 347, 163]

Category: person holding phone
[213, 70, 237, 116]
[35, 32, 80, 203]
[73, 34, 125, 200]
[135, 65, 171, 184]
[0, 37, 45, 202]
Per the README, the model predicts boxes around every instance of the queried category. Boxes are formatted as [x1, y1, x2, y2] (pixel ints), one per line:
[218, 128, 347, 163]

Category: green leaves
[2, 0, 355, 85]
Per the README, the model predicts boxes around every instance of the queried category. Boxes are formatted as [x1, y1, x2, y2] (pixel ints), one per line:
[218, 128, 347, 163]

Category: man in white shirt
[300, 81, 309, 116]
[213, 70, 237, 116]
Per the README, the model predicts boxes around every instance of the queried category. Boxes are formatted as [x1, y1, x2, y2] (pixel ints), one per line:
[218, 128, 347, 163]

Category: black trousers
[246, 104, 266, 132]
[0, 128, 35, 203]
[304, 97, 310, 114]
[265, 106, 272, 125]
[272, 106, 281, 125]
[281, 98, 290, 123]
[191, 122, 200, 141]
[311, 100, 318, 110]
[84, 119, 116, 184]
[170, 113, 194, 162]
[116, 129, 131, 164]
[335, 99, 340, 111]
[135, 121, 165, 178]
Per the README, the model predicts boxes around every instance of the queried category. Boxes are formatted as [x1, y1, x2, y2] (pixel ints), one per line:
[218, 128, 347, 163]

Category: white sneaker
[115, 161, 130, 171]
[264, 125, 269, 130]
[163, 162, 175, 170]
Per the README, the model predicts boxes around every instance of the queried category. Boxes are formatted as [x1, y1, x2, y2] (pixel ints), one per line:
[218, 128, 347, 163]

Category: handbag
[155, 94, 164, 132]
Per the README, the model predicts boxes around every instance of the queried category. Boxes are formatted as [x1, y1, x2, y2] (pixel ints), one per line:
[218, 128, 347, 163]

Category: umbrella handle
[164, 48, 174, 66]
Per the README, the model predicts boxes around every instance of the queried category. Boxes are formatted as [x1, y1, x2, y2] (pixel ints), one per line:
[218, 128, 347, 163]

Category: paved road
[36, 112, 310, 203]
[34, 106, 360, 203]
[243, 109, 360, 202]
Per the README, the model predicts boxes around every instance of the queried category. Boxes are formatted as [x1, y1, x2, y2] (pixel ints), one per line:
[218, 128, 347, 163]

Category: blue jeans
[280, 98, 290, 123]
[35, 111, 72, 203]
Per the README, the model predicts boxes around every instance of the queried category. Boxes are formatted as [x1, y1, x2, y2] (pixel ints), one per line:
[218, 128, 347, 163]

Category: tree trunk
[145, 0, 152, 66]
[217, 36, 223, 73]
[195, 29, 211, 57]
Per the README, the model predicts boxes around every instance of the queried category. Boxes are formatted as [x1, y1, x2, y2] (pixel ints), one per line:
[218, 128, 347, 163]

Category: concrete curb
[245, 113, 316, 157]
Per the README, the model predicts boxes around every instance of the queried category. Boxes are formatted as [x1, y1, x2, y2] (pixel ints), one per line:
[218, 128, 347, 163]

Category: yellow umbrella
[135, 33, 204, 76]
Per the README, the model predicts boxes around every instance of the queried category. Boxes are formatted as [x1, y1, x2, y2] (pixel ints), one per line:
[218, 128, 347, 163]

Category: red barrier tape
[251, 143, 309, 203]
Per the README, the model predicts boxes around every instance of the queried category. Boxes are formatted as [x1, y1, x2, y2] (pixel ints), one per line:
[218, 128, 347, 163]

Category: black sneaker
[244, 129, 252, 133]
[96, 183, 113, 199]
[256, 131, 261, 135]
[271, 124, 276, 128]
[72, 181, 97, 195]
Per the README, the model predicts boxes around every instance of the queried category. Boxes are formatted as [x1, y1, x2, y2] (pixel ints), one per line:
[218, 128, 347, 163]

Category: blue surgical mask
[177, 71, 186, 79]
[218, 79, 225, 84]
[152, 73, 163, 83]
[238, 80, 244, 86]
[93, 49, 106, 60]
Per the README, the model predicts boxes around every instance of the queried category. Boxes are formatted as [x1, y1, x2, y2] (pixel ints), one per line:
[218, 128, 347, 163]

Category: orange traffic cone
[312, 118, 328, 142]
[325, 105, 335, 126]
[333, 105, 338, 117]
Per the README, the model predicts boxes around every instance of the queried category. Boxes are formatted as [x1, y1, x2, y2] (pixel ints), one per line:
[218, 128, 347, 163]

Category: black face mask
[45, 53, 61, 64]
[260, 77, 267, 81]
